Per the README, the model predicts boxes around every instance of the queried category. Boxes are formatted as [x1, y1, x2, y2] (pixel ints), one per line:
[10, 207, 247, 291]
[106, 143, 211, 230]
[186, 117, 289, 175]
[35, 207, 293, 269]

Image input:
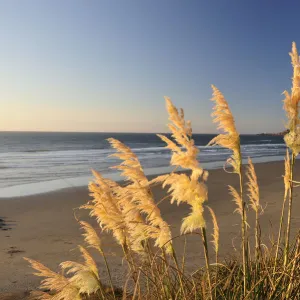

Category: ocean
[0, 132, 287, 197]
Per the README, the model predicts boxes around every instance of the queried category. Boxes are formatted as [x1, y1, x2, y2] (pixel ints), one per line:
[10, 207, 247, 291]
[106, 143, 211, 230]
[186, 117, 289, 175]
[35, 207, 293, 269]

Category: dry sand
[0, 161, 299, 298]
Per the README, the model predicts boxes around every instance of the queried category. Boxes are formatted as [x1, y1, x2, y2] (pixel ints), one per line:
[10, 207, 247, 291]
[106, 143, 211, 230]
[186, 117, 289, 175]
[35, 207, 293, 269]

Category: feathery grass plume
[29, 291, 53, 300]
[108, 137, 172, 254]
[155, 97, 212, 297]
[93, 175, 148, 253]
[113, 184, 150, 254]
[81, 170, 128, 247]
[29, 291, 51, 300]
[228, 185, 243, 217]
[207, 206, 219, 254]
[283, 42, 300, 155]
[24, 257, 70, 292]
[108, 138, 150, 183]
[24, 258, 81, 300]
[80, 220, 116, 300]
[208, 85, 241, 174]
[209, 86, 248, 296]
[181, 200, 206, 234]
[207, 206, 219, 298]
[154, 172, 208, 234]
[246, 157, 261, 261]
[157, 97, 199, 170]
[282, 42, 300, 267]
[154, 97, 208, 234]
[60, 246, 100, 295]
[50, 286, 82, 300]
[80, 221, 102, 252]
[246, 158, 260, 213]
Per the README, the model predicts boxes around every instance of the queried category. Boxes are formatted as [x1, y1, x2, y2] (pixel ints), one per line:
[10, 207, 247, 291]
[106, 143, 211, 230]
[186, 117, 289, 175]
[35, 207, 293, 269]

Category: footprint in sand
[0, 217, 16, 231]
[7, 246, 25, 257]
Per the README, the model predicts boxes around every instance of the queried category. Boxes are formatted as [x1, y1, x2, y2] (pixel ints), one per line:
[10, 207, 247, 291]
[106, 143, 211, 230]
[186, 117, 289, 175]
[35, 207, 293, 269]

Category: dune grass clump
[25, 43, 300, 299]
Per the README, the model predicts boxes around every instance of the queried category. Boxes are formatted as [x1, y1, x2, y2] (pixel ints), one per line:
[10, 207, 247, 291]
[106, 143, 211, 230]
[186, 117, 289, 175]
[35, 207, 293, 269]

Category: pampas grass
[208, 85, 248, 296]
[246, 158, 261, 261]
[282, 42, 300, 268]
[108, 137, 172, 255]
[24, 42, 300, 299]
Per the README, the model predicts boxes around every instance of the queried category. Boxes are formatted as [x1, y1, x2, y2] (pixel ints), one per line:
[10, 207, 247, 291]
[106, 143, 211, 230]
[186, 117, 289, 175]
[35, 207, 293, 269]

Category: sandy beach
[0, 161, 299, 298]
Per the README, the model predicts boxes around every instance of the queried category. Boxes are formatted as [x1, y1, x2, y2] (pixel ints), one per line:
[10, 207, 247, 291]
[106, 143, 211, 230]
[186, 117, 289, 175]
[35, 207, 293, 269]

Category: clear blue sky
[0, 0, 298, 133]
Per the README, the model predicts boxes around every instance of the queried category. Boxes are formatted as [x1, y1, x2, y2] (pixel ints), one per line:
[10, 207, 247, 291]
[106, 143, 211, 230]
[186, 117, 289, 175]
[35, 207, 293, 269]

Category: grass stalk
[214, 251, 218, 299]
[284, 153, 295, 266]
[286, 232, 300, 298]
[255, 211, 260, 262]
[273, 189, 288, 274]
[122, 243, 139, 283]
[96, 278, 106, 300]
[254, 211, 261, 288]
[201, 227, 212, 300]
[161, 249, 174, 298]
[171, 247, 188, 300]
[145, 241, 159, 290]
[100, 250, 116, 300]
[239, 164, 248, 298]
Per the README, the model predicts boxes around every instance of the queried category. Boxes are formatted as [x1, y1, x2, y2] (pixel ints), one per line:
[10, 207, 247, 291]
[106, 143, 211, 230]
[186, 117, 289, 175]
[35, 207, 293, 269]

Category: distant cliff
[257, 129, 289, 136]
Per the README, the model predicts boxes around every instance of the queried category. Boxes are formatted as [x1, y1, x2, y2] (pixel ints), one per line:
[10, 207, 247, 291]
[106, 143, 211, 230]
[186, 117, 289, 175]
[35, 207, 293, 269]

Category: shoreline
[0, 155, 287, 199]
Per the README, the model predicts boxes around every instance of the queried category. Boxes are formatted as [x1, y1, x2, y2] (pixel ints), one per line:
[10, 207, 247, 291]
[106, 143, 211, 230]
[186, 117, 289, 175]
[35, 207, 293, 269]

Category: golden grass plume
[60, 246, 100, 295]
[154, 97, 208, 234]
[246, 157, 260, 213]
[207, 206, 219, 254]
[283, 42, 300, 155]
[228, 185, 243, 217]
[108, 137, 172, 254]
[156, 97, 200, 171]
[24, 257, 70, 293]
[24, 258, 82, 300]
[81, 170, 128, 247]
[80, 221, 102, 252]
[208, 85, 241, 174]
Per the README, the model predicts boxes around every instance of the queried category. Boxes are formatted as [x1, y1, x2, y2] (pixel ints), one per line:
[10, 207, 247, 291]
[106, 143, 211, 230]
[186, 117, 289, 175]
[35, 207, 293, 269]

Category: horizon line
[0, 129, 283, 135]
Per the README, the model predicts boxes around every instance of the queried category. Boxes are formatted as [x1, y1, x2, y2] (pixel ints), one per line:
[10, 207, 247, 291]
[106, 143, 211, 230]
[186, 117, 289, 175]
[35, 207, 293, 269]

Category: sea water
[0, 132, 286, 197]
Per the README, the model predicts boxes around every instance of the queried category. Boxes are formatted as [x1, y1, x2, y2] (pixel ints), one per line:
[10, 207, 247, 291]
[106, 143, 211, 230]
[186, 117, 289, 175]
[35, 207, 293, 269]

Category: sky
[0, 1, 299, 134]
